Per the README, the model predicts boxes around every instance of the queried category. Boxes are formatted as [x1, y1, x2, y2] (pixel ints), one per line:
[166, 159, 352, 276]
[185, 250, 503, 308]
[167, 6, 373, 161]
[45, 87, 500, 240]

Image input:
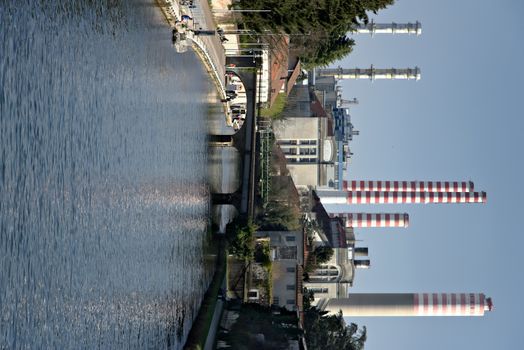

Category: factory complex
[253, 20, 493, 319]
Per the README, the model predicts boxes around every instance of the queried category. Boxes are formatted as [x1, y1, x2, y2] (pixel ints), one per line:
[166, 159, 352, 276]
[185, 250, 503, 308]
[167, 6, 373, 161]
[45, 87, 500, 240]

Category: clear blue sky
[329, 0, 524, 348]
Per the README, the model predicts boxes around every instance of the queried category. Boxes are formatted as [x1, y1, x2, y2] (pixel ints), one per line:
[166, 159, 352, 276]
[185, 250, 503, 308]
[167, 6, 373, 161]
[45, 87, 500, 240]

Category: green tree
[235, 0, 395, 67]
[304, 308, 367, 350]
[228, 221, 257, 261]
[259, 200, 300, 231]
[314, 245, 334, 264]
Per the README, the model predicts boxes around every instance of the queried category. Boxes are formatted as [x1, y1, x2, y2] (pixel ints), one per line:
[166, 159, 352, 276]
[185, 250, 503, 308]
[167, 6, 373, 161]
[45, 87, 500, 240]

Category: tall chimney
[318, 293, 493, 317]
[355, 20, 422, 36]
[343, 180, 474, 193]
[344, 191, 487, 204]
[331, 213, 409, 228]
[317, 66, 421, 81]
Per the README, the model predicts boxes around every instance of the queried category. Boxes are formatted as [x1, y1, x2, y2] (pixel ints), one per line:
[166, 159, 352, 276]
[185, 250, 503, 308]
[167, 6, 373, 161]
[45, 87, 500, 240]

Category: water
[208, 147, 241, 232]
[1, 1, 218, 348]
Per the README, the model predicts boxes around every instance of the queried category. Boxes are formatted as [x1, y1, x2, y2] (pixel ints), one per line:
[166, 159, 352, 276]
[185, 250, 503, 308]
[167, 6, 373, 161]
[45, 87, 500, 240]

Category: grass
[184, 238, 227, 350]
[260, 93, 287, 119]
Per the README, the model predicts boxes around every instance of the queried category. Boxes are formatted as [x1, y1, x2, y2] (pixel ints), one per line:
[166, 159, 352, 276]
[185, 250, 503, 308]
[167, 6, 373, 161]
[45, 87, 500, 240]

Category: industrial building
[268, 19, 494, 320]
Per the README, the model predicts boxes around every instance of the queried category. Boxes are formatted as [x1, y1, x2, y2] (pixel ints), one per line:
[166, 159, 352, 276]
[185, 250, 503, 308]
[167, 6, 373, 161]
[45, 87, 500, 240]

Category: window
[308, 287, 329, 294]
[278, 139, 297, 145]
[300, 140, 317, 145]
[286, 299, 295, 305]
[298, 157, 317, 163]
[278, 246, 297, 259]
[286, 267, 296, 273]
[283, 148, 297, 155]
[299, 147, 317, 155]
[273, 297, 280, 305]
[286, 284, 295, 291]
[285, 235, 296, 242]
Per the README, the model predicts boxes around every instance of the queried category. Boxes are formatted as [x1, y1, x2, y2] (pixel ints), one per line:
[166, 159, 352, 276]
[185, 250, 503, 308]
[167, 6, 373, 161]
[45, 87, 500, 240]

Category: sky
[327, 0, 524, 348]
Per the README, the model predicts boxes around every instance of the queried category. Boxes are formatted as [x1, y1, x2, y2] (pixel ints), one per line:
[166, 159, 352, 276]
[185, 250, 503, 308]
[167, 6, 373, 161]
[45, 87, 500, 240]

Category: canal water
[208, 147, 240, 233]
[0, 0, 228, 348]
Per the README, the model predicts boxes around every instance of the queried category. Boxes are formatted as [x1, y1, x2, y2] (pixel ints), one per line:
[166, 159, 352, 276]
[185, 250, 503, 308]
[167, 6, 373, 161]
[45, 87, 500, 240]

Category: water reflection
[213, 205, 239, 233]
[208, 147, 241, 194]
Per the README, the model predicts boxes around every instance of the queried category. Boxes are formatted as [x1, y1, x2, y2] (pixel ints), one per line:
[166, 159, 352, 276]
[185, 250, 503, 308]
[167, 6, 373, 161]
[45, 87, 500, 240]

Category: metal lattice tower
[317, 65, 421, 81]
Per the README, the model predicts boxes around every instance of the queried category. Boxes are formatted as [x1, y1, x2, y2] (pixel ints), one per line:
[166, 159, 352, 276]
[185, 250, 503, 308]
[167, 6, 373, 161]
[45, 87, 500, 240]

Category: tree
[258, 200, 300, 231]
[314, 245, 334, 264]
[304, 308, 367, 350]
[235, 0, 395, 67]
[228, 221, 257, 261]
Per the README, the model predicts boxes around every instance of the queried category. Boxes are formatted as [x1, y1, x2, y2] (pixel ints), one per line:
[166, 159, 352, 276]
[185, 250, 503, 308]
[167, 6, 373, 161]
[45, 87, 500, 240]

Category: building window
[278, 139, 297, 145]
[299, 147, 317, 155]
[286, 267, 296, 273]
[286, 284, 295, 291]
[297, 157, 317, 163]
[300, 140, 317, 145]
[282, 147, 297, 155]
[286, 299, 295, 305]
[277, 246, 297, 259]
[308, 287, 329, 294]
[273, 297, 280, 305]
[285, 235, 295, 242]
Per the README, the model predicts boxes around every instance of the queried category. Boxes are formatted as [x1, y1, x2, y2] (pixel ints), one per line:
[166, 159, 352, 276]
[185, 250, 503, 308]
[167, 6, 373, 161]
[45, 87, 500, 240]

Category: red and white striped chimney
[321, 293, 493, 317]
[331, 213, 409, 228]
[345, 191, 487, 204]
[343, 180, 474, 193]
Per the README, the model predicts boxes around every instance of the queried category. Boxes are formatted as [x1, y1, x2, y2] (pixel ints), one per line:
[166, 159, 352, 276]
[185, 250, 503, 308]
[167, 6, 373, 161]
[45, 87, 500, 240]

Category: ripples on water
[0, 1, 215, 348]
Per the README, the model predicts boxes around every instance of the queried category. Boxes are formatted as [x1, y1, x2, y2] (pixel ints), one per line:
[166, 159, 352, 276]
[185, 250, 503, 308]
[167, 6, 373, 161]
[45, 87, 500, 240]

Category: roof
[269, 36, 290, 106]
[286, 60, 302, 95]
[268, 37, 302, 107]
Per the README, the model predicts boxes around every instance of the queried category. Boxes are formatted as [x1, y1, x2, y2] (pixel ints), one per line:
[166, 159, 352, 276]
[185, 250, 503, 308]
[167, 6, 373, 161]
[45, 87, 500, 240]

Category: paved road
[192, 1, 225, 86]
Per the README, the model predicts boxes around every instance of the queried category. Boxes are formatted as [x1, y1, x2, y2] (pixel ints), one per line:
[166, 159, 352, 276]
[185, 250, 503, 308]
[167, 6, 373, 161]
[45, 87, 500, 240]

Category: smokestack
[354, 247, 368, 257]
[355, 20, 422, 36]
[319, 293, 492, 317]
[317, 66, 421, 81]
[343, 180, 474, 193]
[354, 260, 371, 269]
[332, 213, 409, 228]
[345, 191, 487, 204]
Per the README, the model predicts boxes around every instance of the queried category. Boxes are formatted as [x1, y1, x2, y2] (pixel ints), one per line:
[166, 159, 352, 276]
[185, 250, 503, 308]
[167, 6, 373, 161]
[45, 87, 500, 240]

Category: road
[192, 0, 226, 86]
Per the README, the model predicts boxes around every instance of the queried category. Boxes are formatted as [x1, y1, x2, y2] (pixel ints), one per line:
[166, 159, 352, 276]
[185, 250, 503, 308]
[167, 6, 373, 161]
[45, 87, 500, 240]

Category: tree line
[235, 0, 395, 67]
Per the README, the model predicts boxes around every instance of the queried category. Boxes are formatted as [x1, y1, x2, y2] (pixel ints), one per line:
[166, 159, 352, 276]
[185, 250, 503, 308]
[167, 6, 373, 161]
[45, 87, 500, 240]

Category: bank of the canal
[153, 1, 234, 348]
[183, 237, 227, 350]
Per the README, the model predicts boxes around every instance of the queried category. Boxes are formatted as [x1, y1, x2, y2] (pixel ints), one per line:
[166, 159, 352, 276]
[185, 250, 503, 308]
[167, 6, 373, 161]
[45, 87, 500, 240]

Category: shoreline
[154, 0, 231, 122]
[153, 1, 233, 348]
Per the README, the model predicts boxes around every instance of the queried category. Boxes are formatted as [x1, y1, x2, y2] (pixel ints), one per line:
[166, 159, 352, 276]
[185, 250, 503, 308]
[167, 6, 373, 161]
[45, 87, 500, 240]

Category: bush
[228, 220, 258, 262]
[314, 246, 334, 264]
